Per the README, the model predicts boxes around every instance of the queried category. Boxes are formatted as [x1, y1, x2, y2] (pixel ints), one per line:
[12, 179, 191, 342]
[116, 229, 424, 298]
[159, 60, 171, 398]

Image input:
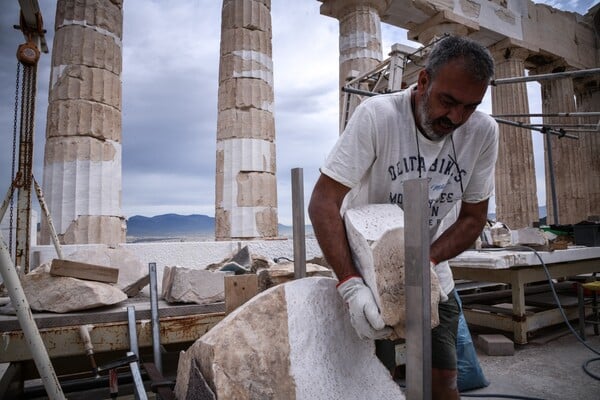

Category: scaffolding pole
[494, 118, 579, 139]
[491, 67, 600, 85]
[0, 233, 66, 399]
[492, 112, 600, 118]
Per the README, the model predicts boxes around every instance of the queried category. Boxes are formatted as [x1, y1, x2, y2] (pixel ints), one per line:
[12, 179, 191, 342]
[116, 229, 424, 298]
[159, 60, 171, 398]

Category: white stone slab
[175, 277, 405, 399]
[449, 247, 600, 269]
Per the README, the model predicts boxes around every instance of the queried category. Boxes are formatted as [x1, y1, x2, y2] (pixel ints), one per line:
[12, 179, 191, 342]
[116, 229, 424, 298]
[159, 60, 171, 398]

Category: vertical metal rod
[545, 132, 560, 224]
[291, 168, 306, 279]
[0, 233, 66, 399]
[127, 351, 149, 400]
[127, 306, 143, 400]
[403, 179, 432, 400]
[127, 306, 140, 357]
[149, 262, 162, 375]
[33, 177, 62, 259]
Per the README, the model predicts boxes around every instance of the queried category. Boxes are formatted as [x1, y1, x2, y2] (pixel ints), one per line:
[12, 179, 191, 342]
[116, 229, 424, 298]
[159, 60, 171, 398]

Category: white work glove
[430, 261, 448, 303]
[337, 276, 393, 340]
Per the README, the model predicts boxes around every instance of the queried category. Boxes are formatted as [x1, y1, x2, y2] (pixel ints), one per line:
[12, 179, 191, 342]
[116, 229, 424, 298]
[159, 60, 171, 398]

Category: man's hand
[337, 277, 393, 340]
[430, 261, 449, 303]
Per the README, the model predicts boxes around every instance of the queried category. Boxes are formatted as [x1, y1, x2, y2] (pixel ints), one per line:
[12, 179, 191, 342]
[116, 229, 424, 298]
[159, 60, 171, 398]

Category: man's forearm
[430, 201, 488, 263]
[308, 176, 359, 281]
[308, 202, 359, 281]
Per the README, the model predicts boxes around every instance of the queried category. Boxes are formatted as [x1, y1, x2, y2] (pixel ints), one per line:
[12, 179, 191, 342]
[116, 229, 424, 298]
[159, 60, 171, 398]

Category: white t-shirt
[321, 86, 499, 295]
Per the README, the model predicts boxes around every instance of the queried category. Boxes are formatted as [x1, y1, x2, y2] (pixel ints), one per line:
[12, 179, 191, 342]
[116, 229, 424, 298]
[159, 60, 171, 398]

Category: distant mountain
[126, 213, 305, 238]
[128, 206, 546, 239]
[127, 214, 215, 236]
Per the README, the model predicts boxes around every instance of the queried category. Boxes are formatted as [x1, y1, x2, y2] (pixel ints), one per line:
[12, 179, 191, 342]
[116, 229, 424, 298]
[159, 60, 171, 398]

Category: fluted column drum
[491, 46, 539, 228]
[41, 0, 125, 245]
[215, 0, 278, 240]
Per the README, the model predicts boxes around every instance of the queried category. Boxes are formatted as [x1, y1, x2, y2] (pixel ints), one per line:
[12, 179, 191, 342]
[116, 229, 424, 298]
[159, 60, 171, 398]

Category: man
[308, 35, 498, 400]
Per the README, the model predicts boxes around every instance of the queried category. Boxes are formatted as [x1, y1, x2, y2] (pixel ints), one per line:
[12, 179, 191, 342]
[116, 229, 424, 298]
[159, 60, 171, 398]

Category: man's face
[415, 59, 488, 141]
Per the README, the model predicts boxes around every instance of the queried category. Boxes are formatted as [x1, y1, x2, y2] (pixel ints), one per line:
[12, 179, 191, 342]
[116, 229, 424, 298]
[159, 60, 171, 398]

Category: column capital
[489, 45, 530, 64]
[416, 23, 470, 46]
[488, 37, 540, 65]
[319, 0, 391, 20]
[530, 58, 576, 76]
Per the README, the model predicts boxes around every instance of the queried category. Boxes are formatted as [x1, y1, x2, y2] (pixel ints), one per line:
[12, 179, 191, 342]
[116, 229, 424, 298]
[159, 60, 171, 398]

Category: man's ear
[417, 69, 429, 92]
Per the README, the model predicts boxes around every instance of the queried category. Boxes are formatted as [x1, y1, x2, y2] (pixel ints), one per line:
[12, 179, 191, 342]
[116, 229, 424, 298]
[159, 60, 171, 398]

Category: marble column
[573, 77, 600, 219]
[319, 0, 390, 132]
[215, 0, 278, 240]
[490, 45, 539, 228]
[537, 65, 587, 225]
[41, 0, 125, 245]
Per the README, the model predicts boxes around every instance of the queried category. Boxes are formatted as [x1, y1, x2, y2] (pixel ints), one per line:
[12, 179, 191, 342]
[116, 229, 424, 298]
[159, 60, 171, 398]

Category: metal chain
[9, 62, 21, 257]
[23, 64, 36, 180]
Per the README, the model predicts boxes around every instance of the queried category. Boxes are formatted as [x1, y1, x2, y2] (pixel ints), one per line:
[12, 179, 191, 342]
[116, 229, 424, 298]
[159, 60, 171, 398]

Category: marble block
[162, 267, 229, 304]
[344, 204, 440, 339]
[22, 265, 126, 313]
[174, 277, 405, 399]
[53, 246, 149, 296]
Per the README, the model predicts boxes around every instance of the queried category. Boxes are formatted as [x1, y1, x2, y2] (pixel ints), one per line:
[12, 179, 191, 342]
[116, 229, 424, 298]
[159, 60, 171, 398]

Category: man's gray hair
[425, 35, 494, 83]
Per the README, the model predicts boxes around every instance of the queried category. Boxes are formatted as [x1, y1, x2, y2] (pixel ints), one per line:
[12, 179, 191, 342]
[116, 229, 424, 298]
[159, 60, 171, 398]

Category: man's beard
[416, 88, 456, 142]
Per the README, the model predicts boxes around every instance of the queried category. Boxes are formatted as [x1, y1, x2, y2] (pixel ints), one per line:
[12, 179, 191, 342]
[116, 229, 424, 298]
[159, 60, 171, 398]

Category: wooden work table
[449, 246, 600, 344]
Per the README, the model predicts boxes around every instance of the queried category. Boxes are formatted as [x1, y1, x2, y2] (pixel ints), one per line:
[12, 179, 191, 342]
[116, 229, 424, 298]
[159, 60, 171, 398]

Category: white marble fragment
[53, 246, 149, 296]
[21, 267, 126, 313]
[513, 227, 549, 248]
[344, 204, 440, 339]
[257, 261, 334, 290]
[174, 277, 405, 399]
[162, 266, 229, 304]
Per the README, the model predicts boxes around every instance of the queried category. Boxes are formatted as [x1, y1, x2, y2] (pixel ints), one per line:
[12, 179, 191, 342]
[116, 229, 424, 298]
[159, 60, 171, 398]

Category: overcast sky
[0, 0, 595, 226]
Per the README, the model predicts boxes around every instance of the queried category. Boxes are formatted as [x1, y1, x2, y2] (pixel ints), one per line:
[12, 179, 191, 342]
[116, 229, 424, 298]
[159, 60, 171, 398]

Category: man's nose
[447, 105, 467, 125]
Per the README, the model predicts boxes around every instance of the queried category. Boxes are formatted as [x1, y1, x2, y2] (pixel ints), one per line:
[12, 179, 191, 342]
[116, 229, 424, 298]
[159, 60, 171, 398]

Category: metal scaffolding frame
[340, 53, 599, 226]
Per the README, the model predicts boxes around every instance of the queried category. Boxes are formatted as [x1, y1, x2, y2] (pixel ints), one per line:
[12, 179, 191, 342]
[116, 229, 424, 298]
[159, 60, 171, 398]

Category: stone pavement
[462, 325, 600, 400]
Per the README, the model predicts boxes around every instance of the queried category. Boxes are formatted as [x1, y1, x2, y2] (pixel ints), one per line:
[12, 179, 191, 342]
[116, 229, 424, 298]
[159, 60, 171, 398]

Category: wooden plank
[462, 309, 514, 332]
[225, 274, 259, 314]
[464, 304, 521, 316]
[50, 258, 119, 283]
[526, 292, 579, 308]
[459, 281, 573, 304]
[526, 307, 580, 332]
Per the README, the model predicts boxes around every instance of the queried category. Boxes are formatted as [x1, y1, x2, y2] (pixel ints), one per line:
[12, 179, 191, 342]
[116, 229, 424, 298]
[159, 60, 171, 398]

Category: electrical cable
[459, 394, 546, 400]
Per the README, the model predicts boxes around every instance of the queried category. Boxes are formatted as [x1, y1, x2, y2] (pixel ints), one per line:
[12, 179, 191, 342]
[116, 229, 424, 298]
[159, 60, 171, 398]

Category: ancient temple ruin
[318, 0, 599, 229]
[37, 0, 598, 245]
